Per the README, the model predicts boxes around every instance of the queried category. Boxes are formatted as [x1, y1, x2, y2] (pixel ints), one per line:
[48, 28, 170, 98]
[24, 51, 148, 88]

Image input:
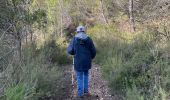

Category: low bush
[1, 38, 69, 100]
[89, 24, 170, 99]
[5, 84, 24, 100]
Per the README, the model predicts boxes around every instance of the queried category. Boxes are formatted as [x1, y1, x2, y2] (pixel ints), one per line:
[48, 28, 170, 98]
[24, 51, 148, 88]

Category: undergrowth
[0, 38, 70, 100]
[89, 24, 170, 100]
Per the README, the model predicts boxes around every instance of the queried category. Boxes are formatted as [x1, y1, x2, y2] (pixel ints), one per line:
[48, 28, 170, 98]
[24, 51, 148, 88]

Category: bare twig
[0, 25, 12, 42]
[0, 48, 15, 61]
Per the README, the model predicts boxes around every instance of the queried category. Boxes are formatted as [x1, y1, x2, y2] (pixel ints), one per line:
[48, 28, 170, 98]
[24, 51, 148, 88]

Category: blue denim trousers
[76, 70, 89, 96]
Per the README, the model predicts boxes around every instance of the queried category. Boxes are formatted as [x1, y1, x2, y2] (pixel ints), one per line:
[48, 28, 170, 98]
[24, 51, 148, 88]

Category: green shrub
[90, 24, 170, 99]
[5, 84, 24, 100]
[35, 67, 62, 97]
[126, 85, 144, 100]
[1, 40, 67, 100]
[38, 39, 71, 65]
[21, 57, 62, 99]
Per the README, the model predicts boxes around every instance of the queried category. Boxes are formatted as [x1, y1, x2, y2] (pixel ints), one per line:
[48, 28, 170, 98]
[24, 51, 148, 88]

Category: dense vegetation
[90, 24, 170, 100]
[0, 0, 170, 100]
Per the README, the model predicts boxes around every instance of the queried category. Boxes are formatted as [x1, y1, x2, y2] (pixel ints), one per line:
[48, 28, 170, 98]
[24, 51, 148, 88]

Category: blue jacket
[67, 32, 96, 71]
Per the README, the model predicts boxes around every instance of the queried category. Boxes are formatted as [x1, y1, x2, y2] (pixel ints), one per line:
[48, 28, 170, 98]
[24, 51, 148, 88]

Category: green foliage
[126, 85, 144, 100]
[41, 40, 60, 63]
[90, 24, 170, 99]
[1, 40, 68, 99]
[36, 67, 62, 97]
[12, 0, 22, 5]
[38, 39, 70, 65]
[23, 60, 62, 99]
[5, 84, 24, 100]
[1, 0, 170, 99]
[152, 87, 167, 100]
[0, 0, 68, 98]
[25, 9, 47, 29]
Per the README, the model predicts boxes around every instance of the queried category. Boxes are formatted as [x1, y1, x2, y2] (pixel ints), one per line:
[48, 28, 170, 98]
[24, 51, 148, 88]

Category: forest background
[0, 0, 170, 100]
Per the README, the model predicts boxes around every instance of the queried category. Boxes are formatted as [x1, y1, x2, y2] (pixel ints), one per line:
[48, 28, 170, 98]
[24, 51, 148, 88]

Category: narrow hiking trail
[60, 64, 117, 100]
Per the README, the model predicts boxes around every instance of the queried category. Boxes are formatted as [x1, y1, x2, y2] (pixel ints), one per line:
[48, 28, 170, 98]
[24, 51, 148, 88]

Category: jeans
[76, 70, 89, 97]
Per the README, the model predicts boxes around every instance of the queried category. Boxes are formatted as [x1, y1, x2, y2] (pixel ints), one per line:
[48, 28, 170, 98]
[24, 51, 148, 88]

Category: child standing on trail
[67, 25, 96, 98]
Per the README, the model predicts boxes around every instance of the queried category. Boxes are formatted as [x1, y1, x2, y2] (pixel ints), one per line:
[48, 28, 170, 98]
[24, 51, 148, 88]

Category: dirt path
[60, 64, 115, 100]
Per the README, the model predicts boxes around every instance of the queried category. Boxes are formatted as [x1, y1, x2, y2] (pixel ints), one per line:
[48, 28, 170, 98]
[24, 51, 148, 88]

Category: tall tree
[100, 0, 109, 24]
[129, 0, 136, 32]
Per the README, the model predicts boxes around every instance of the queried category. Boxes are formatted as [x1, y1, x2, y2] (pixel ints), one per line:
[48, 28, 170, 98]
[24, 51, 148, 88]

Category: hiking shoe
[83, 92, 91, 97]
[84, 93, 99, 98]
[77, 95, 83, 98]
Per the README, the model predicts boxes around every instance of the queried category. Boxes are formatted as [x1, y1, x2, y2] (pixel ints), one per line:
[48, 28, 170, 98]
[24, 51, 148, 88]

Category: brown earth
[61, 64, 116, 100]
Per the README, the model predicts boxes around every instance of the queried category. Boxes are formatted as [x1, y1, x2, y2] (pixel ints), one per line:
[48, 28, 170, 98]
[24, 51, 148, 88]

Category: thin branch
[0, 48, 15, 61]
[0, 25, 12, 42]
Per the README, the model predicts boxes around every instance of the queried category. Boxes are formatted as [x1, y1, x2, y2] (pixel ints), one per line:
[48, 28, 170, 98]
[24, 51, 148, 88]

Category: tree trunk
[58, 0, 63, 37]
[30, 31, 33, 42]
[26, 32, 28, 45]
[17, 33, 22, 62]
[129, 0, 136, 32]
[100, 0, 108, 24]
